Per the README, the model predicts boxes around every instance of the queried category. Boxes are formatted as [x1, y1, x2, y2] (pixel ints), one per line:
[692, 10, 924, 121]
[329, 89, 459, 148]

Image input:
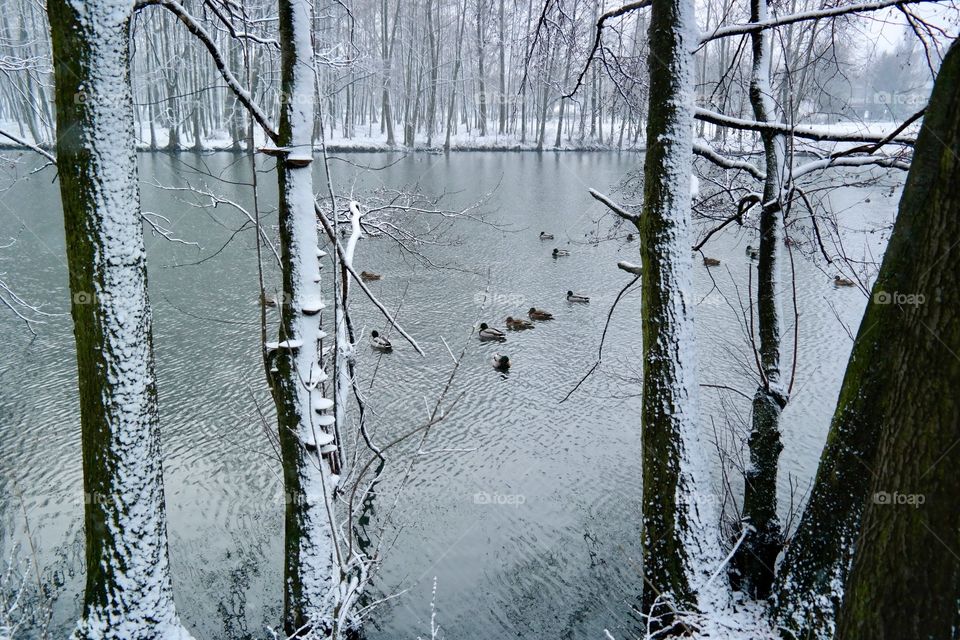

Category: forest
[0, 0, 958, 639]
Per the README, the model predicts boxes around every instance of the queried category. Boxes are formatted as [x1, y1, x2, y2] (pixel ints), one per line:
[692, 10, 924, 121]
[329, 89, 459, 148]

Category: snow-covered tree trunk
[271, 0, 338, 634]
[48, 1, 192, 638]
[773, 36, 960, 640]
[638, 0, 717, 628]
[833, 37, 960, 640]
[730, 0, 787, 599]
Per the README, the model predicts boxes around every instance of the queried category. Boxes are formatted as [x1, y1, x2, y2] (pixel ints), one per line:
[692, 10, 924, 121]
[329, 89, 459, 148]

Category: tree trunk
[729, 0, 786, 599]
[638, 0, 716, 629]
[48, 1, 192, 637]
[274, 0, 338, 634]
[773, 37, 960, 640]
[497, 0, 506, 135]
[833, 37, 960, 640]
[444, 2, 466, 152]
[475, 0, 487, 136]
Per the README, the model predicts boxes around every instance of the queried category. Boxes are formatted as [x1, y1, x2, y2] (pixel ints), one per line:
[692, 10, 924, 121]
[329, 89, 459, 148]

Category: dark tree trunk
[639, 0, 715, 630]
[730, 0, 786, 599]
[48, 1, 191, 637]
[774, 37, 960, 640]
[834, 37, 960, 640]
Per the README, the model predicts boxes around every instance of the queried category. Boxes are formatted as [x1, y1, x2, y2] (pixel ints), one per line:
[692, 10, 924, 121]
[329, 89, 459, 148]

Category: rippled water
[0, 152, 898, 638]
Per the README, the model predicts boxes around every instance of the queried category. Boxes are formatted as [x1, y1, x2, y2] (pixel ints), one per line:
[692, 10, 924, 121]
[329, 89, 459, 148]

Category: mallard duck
[703, 257, 721, 267]
[553, 248, 570, 257]
[833, 275, 856, 287]
[745, 245, 759, 260]
[567, 290, 590, 303]
[370, 330, 393, 351]
[478, 323, 506, 341]
[492, 353, 511, 371]
[360, 270, 382, 282]
[540, 231, 554, 240]
[506, 316, 534, 330]
[528, 307, 554, 321]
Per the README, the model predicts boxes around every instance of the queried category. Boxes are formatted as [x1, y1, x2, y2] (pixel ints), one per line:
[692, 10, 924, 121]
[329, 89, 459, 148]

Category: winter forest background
[0, 0, 958, 639]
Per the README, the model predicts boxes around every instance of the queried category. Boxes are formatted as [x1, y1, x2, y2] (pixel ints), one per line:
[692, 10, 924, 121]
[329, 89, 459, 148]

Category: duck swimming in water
[492, 353, 511, 371]
[553, 248, 570, 257]
[360, 270, 382, 282]
[478, 323, 507, 341]
[540, 231, 554, 240]
[370, 330, 393, 351]
[506, 316, 534, 330]
[528, 307, 554, 321]
[566, 290, 590, 303]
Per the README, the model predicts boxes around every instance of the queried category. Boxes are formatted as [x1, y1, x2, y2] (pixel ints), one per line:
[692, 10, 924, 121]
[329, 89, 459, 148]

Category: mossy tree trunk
[639, 0, 716, 629]
[730, 0, 786, 599]
[833, 37, 960, 640]
[773, 37, 960, 640]
[48, 1, 191, 638]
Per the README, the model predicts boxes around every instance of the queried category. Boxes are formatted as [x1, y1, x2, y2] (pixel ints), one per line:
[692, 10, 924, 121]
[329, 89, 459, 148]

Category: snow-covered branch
[700, 0, 943, 44]
[693, 142, 765, 180]
[694, 108, 918, 145]
[589, 188, 639, 223]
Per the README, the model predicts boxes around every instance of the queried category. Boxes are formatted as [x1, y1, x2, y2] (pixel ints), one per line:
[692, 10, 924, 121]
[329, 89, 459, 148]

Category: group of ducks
[364, 230, 855, 369]
[480, 293, 589, 371]
[370, 293, 590, 371]
[705, 244, 856, 286]
[369, 231, 593, 373]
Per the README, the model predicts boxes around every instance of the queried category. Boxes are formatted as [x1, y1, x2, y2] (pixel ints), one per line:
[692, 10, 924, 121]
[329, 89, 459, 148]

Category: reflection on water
[0, 151, 896, 638]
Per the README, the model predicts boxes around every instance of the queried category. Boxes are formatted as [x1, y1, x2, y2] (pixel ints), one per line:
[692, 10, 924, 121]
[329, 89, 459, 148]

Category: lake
[0, 151, 897, 639]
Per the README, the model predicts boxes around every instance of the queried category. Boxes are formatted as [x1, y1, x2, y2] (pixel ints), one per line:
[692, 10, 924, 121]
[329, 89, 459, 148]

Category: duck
[833, 275, 856, 287]
[528, 307, 554, 321]
[505, 316, 534, 330]
[370, 330, 393, 351]
[478, 323, 507, 341]
[553, 248, 570, 257]
[539, 231, 554, 240]
[261, 291, 279, 307]
[626, 233, 635, 241]
[567, 290, 590, 303]
[703, 256, 721, 267]
[360, 270, 382, 282]
[492, 353, 511, 371]
[745, 245, 759, 260]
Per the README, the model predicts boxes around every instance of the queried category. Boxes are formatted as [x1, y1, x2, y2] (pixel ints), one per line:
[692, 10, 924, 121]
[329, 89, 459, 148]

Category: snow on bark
[48, 1, 192, 638]
[332, 201, 363, 472]
[273, 0, 338, 633]
[639, 0, 720, 626]
[730, 0, 788, 598]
